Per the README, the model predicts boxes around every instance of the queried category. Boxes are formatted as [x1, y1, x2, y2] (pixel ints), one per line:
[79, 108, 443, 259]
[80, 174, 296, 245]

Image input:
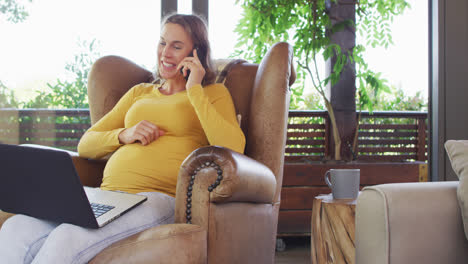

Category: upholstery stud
[185, 161, 224, 223]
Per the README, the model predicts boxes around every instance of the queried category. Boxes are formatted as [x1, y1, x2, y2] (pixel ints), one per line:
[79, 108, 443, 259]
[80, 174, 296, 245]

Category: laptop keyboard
[90, 203, 115, 218]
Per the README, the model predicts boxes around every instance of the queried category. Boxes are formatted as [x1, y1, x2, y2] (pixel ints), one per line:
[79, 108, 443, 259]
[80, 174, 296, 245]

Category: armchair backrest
[87, 42, 295, 202]
[221, 42, 294, 203]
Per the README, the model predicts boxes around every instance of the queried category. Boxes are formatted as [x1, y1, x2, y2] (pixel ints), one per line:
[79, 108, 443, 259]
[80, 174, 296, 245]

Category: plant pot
[277, 160, 428, 236]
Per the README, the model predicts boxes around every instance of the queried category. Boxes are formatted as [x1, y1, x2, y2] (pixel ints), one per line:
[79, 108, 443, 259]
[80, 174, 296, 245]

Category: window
[358, 0, 428, 99]
[208, 0, 243, 59]
[1, 0, 428, 105]
[0, 0, 161, 103]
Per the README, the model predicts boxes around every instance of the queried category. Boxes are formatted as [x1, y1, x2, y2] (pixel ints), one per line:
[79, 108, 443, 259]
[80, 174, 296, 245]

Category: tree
[0, 0, 32, 23]
[234, 0, 409, 160]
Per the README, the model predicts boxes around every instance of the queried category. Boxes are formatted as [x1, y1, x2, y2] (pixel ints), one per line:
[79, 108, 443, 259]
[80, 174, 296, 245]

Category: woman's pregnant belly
[100, 136, 202, 195]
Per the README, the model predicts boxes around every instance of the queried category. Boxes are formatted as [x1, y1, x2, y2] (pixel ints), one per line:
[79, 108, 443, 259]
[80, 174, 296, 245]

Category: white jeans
[0, 192, 175, 264]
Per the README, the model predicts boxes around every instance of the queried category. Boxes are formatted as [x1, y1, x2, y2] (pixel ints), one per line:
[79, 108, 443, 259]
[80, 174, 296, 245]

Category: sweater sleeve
[187, 84, 246, 153]
[77, 85, 139, 159]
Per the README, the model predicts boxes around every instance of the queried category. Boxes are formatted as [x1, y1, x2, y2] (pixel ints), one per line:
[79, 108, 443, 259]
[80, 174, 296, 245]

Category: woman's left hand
[178, 49, 205, 89]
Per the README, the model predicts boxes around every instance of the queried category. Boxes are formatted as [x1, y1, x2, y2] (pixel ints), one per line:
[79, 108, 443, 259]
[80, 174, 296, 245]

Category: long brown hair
[156, 13, 216, 86]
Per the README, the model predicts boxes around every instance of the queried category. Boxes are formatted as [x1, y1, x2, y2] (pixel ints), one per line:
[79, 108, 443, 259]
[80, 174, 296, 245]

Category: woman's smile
[160, 61, 177, 74]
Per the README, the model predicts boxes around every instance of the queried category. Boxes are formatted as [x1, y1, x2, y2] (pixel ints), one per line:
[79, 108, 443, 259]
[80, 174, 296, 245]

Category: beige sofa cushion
[445, 140, 468, 240]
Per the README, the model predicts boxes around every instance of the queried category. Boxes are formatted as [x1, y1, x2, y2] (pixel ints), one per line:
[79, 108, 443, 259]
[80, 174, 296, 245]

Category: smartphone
[180, 67, 190, 81]
[180, 50, 194, 81]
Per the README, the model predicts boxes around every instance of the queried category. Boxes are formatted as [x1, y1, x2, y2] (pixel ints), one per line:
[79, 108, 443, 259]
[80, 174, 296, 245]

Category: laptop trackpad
[84, 187, 147, 227]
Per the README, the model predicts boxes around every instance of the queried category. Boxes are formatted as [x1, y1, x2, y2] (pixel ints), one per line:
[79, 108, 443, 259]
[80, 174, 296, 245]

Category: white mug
[324, 169, 360, 199]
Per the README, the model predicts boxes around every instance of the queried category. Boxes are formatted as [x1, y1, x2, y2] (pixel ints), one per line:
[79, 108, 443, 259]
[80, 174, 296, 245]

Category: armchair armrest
[90, 224, 207, 264]
[356, 181, 468, 264]
[174, 146, 276, 224]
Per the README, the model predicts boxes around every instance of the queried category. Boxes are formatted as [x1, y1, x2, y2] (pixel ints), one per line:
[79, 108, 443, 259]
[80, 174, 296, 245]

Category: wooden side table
[310, 194, 357, 264]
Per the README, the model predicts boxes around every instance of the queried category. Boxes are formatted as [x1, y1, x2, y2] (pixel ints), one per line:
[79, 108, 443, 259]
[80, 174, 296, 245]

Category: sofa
[356, 140, 468, 263]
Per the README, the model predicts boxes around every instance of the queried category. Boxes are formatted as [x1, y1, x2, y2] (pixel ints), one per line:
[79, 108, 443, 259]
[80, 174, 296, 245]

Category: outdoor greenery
[0, 39, 100, 109]
[377, 88, 427, 112]
[22, 39, 101, 109]
[0, 0, 98, 109]
[0, 0, 31, 23]
[0, 81, 19, 108]
[234, 0, 411, 160]
[1, 0, 424, 113]
[294, 85, 427, 112]
[0, 1, 425, 111]
[0, 0, 30, 107]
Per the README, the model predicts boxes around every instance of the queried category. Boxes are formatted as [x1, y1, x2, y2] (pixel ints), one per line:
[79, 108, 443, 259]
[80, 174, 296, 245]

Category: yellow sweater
[77, 83, 245, 196]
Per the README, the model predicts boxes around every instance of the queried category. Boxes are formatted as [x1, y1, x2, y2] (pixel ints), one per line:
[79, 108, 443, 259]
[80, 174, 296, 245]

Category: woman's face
[157, 23, 194, 80]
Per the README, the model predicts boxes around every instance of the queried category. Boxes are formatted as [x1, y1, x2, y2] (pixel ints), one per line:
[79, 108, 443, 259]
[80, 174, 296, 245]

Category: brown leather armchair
[0, 42, 295, 263]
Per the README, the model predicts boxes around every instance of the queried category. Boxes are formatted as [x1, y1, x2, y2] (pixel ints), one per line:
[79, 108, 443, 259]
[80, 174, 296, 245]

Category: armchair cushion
[445, 140, 468, 240]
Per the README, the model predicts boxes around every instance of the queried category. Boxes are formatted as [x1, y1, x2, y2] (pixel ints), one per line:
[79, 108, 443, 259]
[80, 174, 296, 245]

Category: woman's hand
[178, 49, 205, 89]
[118, 120, 165, 146]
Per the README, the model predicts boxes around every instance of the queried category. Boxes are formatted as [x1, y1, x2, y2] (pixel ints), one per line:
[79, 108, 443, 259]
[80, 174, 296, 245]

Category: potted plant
[233, 0, 410, 161]
[233, 0, 425, 240]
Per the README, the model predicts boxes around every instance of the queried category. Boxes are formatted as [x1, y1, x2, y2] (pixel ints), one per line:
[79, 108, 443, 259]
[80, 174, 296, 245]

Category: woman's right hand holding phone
[118, 120, 165, 146]
[178, 49, 205, 90]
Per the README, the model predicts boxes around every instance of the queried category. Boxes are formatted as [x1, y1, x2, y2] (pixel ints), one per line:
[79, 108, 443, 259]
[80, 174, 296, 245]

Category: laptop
[0, 143, 147, 228]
